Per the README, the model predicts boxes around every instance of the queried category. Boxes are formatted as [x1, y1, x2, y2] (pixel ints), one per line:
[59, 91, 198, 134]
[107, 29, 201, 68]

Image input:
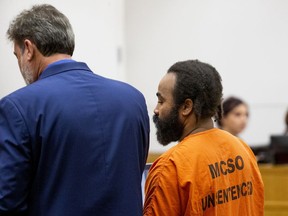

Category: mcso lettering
[208, 155, 244, 179]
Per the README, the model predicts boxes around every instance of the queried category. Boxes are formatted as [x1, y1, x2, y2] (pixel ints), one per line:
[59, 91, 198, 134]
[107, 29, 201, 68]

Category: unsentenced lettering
[202, 181, 253, 211]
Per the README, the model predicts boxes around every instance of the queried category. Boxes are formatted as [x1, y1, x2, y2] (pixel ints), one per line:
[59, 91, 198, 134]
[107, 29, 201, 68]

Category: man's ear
[23, 39, 35, 61]
[181, 99, 193, 116]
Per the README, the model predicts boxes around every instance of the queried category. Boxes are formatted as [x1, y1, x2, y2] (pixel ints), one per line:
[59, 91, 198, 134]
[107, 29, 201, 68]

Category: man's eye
[158, 101, 163, 104]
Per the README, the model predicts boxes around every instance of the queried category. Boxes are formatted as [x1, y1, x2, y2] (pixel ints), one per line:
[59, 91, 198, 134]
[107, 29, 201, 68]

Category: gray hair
[7, 4, 75, 56]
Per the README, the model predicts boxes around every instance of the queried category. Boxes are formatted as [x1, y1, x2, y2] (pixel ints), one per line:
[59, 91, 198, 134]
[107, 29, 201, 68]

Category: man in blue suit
[0, 4, 149, 216]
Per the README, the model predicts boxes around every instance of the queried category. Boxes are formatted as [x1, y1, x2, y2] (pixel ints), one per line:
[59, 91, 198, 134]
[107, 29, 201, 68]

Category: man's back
[0, 61, 150, 215]
[144, 128, 264, 215]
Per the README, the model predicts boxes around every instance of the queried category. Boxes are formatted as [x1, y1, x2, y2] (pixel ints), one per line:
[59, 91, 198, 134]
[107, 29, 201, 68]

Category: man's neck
[179, 118, 214, 141]
[35, 53, 72, 79]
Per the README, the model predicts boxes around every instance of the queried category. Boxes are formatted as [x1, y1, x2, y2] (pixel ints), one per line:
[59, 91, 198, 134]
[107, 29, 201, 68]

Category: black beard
[153, 106, 184, 146]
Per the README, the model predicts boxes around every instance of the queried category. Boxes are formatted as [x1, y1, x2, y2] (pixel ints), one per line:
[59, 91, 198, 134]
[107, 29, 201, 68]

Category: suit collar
[39, 61, 92, 80]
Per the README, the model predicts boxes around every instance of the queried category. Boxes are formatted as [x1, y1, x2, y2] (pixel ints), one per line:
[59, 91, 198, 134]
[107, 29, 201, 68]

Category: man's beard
[20, 62, 34, 85]
[153, 106, 184, 146]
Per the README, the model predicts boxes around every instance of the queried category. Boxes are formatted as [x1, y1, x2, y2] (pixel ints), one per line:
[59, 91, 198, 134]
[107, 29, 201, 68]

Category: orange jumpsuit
[144, 128, 264, 216]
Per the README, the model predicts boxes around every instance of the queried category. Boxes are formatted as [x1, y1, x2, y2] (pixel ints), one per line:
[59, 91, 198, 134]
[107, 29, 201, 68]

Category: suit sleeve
[0, 98, 31, 215]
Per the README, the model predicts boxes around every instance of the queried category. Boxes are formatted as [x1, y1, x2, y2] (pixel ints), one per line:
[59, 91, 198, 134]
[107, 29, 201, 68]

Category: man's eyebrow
[156, 92, 164, 99]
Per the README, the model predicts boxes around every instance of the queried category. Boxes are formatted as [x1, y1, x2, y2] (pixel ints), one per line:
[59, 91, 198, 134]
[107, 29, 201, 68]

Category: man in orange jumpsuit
[144, 60, 264, 216]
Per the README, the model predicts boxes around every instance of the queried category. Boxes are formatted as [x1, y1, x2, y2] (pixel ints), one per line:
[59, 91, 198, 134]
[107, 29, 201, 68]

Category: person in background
[0, 4, 149, 216]
[217, 96, 249, 137]
[284, 109, 288, 135]
[144, 60, 264, 216]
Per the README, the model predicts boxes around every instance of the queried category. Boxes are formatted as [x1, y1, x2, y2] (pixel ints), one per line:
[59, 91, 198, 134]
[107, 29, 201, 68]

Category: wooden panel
[259, 165, 288, 216]
[147, 152, 161, 163]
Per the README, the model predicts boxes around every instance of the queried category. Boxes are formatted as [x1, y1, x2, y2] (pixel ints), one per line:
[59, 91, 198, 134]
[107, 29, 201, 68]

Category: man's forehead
[159, 73, 176, 88]
[157, 73, 176, 98]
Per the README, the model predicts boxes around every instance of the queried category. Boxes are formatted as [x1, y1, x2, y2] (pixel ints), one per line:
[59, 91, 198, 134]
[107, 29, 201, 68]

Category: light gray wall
[0, 0, 125, 98]
[1, 1, 287, 153]
[125, 0, 288, 152]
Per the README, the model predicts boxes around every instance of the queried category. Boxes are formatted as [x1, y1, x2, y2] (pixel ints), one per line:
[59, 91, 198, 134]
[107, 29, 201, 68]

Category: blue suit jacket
[0, 61, 150, 216]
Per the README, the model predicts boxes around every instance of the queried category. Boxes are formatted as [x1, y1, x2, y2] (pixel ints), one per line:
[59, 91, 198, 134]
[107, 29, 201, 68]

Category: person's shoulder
[151, 144, 189, 172]
[151, 146, 176, 165]
[212, 128, 244, 142]
[104, 77, 146, 99]
[212, 129, 252, 149]
[1, 85, 31, 102]
[214, 129, 256, 158]
[237, 140, 254, 156]
[0, 86, 34, 119]
[0, 81, 49, 110]
[106, 77, 139, 91]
